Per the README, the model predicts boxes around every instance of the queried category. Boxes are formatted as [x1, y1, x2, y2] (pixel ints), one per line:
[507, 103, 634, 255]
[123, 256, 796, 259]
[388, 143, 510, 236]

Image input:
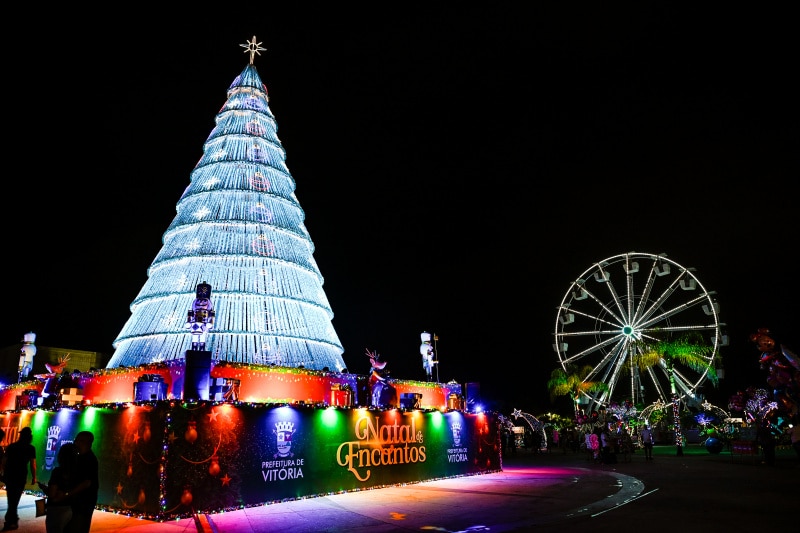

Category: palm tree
[632, 334, 717, 455]
[547, 364, 609, 420]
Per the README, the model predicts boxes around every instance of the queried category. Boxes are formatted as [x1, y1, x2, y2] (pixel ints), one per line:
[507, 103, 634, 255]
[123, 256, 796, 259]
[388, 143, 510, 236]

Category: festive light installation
[510, 408, 548, 450]
[671, 393, 683, 454]
[107, 37, 346, 372]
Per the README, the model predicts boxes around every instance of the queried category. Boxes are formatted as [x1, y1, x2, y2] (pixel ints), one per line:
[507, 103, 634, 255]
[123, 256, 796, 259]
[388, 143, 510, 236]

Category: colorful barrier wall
[0, 361, 456, 411]
[0, 403, 501, 520]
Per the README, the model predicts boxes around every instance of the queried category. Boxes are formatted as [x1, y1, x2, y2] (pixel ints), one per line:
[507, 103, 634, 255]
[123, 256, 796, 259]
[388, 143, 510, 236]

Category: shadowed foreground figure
[66, 431, 99, 533]
[2, 427, 37, 531]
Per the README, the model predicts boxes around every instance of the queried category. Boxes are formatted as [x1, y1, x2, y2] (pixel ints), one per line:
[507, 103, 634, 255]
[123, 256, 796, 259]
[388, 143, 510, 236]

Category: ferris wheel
[553, 252, 726, 413]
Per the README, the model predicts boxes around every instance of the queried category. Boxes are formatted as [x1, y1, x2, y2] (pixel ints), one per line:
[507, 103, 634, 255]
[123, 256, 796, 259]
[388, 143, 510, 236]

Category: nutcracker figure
[186, 281, 215, 351]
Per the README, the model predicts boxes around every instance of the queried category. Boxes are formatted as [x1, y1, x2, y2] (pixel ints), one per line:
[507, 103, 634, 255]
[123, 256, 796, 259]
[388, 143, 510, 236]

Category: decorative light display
[107, 36, 345, 372]
[671, 393, 683, 454]
[729, 387, 779, 424]
[509, 408, 548, 450]
[1, 398, 499, 522]
[0, 38, 505, 523]
[605, 399, 637, 422]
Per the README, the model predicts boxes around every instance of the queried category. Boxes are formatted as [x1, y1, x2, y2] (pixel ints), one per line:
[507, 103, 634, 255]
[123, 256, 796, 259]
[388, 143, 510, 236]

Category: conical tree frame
[108, 50, 346, 373]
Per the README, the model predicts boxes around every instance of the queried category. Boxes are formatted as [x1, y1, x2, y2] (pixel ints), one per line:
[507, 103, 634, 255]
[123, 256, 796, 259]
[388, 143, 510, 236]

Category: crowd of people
[503, 423, 645, 462]
[501, 422, 666, 465]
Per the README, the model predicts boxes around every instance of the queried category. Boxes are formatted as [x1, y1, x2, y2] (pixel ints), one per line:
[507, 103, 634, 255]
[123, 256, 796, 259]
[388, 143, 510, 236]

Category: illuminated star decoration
[511, 408, 521, 419]
[240, 36, 266, 65]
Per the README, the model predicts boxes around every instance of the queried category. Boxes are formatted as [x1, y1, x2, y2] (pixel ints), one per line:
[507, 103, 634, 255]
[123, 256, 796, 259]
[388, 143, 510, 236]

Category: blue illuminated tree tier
[107, 40, 346, 372]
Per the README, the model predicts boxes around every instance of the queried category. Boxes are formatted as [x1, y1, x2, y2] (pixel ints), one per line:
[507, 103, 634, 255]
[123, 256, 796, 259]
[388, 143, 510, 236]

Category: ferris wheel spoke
[645, 366, 669, 399]
[632, 258, 660, 321]
[557, 301, 618, 329]
[603, 351, 630, 399]
[600, 270, 630, 321]
[637, 293, 712, 330]
[557, 302, 623, 329]
[589, 341, 626, 382]
[558, 328, 624, 338]
[672, 374, 699, 398]
[633, 285, 689, 327]
[637, 275, 682, 319]
[572, 283, 627, 326]
[560, 334, 622, 365]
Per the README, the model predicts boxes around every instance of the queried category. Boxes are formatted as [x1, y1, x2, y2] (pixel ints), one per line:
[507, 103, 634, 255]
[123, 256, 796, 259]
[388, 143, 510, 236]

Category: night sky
[3, 6, 796, 415]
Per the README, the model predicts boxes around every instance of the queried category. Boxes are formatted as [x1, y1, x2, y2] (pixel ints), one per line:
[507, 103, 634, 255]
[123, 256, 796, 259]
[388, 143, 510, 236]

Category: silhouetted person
[600, 427, 616, 464]
[66, 431, 99, 533]
[41, 442, 79, 533]
[640, 425, 654, 460]
[2, 427, 37, 531]
[532, 431, 543, 454]
[757, 419, 777, 466]
[505, 429, 517, 455]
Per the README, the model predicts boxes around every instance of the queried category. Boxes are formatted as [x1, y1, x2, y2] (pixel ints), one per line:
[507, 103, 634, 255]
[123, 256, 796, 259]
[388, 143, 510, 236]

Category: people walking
[584, 430, 594, 461]
[619, 429, 634, 462]
[41, 442, 79, 533]
[600, 427, 616, 464]
[641, 425, 654, 460]
[589, 429, 601, 462]
[66, 431, 99, 533]
[2, 427, 38, 531]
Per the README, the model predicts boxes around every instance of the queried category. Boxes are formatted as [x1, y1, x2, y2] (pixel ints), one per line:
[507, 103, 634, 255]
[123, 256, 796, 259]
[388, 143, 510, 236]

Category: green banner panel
[1, 405, 501, 520]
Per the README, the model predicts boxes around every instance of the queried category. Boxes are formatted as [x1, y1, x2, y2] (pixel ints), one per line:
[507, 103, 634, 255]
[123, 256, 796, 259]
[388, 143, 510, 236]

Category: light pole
[433, 333, 440, 383]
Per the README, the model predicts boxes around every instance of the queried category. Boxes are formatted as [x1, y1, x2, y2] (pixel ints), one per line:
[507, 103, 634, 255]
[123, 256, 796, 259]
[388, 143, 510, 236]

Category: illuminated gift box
[400, 393, 422, 409]
[15, 390, 40, 410]
[60, 388, 84, 406]
[210, 378, 241, 401]
[331, 387, 352, 406]
[134, 381, 168, 401]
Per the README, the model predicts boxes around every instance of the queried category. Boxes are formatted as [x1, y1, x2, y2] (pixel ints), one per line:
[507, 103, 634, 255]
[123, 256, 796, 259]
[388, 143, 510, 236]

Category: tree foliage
[631, 334, 718, 389]
[547, 364, 609, 407]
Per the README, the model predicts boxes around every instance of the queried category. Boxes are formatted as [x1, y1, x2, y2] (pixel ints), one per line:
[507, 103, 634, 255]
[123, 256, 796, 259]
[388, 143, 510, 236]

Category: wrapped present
[60, 388, 84, 406]
[211, 378, 241, 401]
[15, 390, 40, 410]
[223, 379, 241, 401]
[134, 381, 167, 401]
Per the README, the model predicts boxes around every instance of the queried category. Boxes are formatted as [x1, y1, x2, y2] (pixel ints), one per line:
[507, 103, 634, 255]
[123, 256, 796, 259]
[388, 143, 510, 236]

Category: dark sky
[3, 6, 796, 415]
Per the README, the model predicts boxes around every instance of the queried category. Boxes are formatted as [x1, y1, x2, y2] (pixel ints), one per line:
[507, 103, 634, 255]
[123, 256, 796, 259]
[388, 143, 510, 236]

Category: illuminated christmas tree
[107, 37, 346, 372]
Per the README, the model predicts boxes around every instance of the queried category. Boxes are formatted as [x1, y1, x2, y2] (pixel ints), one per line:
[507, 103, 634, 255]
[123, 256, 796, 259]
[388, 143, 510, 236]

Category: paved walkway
[3, 444, 797, 532]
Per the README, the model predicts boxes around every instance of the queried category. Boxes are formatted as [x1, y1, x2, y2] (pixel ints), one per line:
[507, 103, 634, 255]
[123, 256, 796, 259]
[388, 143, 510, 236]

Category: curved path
[6, 444, 796, 532]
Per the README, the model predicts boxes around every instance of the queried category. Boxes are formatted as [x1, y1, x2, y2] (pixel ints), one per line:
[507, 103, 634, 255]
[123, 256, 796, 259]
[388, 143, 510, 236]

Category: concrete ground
[3, 443, 797, 532]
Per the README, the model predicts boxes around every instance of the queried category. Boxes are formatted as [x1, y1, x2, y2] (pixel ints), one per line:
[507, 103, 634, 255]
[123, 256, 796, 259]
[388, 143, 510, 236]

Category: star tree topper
[241, 36, 266, 65]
